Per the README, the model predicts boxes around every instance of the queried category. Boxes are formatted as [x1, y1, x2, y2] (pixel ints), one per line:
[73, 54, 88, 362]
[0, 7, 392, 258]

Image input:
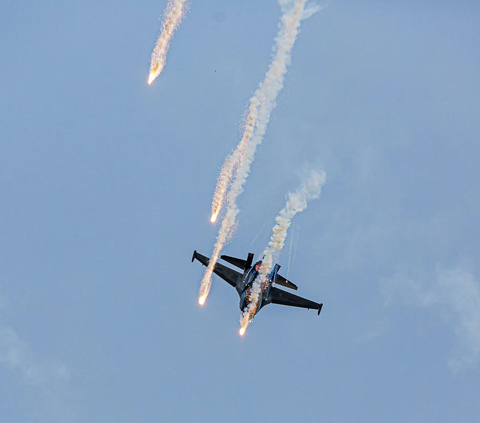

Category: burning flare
[198, 295, 206, 306]
[210, 153, 235, 223]
[148, 0, 188, 85]
[210, 210, 218, 223]
[239, 312, 252, 336]
[148, 62, 162, 84]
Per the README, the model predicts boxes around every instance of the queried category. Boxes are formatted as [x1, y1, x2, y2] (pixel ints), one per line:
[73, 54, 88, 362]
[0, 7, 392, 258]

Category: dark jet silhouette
[192, 251, 323, 319]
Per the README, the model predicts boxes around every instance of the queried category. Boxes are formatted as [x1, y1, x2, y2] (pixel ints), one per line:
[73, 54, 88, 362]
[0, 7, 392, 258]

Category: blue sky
[1, 0, 479, 422]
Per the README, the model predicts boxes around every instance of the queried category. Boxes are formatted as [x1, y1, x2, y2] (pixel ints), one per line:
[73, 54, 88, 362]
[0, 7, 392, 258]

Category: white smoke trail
[210, 1, 321, 222]
[199, 206, 237, 304]
[240, 170, 326, 331]
[148, 0, 189, 85]
[200, 0, 319, 304]
[210, 99, 260, 223]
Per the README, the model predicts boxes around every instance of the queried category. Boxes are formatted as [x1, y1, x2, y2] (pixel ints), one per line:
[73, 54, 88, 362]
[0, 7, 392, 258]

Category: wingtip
[318, 303, 323, 316]
[191, 250, 197, 263]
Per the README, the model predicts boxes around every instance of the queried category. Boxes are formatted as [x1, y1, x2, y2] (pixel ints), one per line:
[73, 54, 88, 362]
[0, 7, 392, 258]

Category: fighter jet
[192, 250, 323, 319]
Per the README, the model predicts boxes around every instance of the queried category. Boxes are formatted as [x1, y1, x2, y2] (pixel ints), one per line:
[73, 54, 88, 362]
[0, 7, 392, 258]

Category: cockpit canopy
[245, 260, 263, 286]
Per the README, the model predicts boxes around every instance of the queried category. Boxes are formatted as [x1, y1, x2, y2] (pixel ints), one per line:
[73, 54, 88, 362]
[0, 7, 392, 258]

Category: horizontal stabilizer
[221, 255, 246, 269]
[274, 273, 298, 290]
[221, 253, 254, 270]
[192, 250, 242, 288]
[192, 250, 208, 266]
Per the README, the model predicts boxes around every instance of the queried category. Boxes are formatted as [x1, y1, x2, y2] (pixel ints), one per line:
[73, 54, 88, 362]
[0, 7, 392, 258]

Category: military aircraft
[192, 250, 323, 319]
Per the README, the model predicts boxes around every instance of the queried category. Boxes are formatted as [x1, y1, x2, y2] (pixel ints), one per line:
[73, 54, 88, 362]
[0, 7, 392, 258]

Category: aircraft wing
[192, 251, 242, 288]
[270, 287, 323, 315]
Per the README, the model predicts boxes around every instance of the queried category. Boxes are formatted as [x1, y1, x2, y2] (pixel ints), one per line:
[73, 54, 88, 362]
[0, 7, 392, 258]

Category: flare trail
[240, 170, 326, 331]
[148, 0, 188, 85]
[200, 0, 320, 304]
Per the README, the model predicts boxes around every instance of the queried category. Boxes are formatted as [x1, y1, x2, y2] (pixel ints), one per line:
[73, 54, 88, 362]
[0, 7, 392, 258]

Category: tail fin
[245, 253, 254, 270]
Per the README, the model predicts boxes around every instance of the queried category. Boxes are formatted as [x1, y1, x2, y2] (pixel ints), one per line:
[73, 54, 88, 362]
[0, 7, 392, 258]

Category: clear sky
[1, 0, 479, 422]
